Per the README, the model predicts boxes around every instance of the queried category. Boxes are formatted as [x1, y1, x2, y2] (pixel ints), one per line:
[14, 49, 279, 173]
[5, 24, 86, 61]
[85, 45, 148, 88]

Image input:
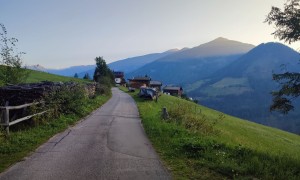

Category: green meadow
[121, 87, 300, 179]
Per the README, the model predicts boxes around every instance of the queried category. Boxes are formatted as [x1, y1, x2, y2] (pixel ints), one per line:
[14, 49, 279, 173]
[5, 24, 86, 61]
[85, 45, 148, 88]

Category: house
[163, 86, 183, 96]
[113, 71, 126, 86]
[128, 76, 151, 89]
[149, 81, 162, 91]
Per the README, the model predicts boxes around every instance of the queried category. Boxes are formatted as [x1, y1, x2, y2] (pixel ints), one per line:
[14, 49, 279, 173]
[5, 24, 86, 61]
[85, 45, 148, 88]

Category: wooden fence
[0, 102, 47, 135]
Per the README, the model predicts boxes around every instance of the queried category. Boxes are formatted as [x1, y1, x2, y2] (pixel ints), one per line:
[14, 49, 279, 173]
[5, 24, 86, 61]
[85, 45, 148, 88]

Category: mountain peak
[182, 37, 256, 58]
[164, 48, 180, 53]
[212, 37, 229, 42]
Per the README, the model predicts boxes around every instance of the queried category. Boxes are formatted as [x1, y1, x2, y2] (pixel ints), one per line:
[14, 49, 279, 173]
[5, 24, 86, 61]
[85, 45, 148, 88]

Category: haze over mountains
[127, 37, 255, 84]
[78, 49, 182, 78]
[188, 42, 300, 134]
[27, 37, 300, 134]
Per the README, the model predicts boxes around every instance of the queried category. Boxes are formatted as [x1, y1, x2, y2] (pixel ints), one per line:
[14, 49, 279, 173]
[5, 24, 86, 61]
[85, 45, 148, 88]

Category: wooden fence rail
[0, 102, 47, 135]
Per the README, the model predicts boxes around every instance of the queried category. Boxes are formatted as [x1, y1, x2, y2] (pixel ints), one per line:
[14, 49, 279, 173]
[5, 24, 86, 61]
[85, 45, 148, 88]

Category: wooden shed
[113, 71, 126, 86]
[149, 81, 163, 91]
[128, 76, 151, 89]
[163, 86, 183, 96]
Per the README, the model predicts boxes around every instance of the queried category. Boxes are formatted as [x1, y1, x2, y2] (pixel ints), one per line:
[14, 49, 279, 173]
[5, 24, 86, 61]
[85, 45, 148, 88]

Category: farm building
[163, 86, 183, 96]
[149, 81, 162, 91]
[128, 76, 151, 89]
[113, 71, 126, 86]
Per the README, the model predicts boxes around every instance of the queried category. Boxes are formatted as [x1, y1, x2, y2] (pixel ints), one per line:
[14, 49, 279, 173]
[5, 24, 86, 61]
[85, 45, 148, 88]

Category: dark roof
[113, 71, 124, 75]
[163, 86, 182, 91]
[128, 77, 151, 81]
[150, 81, 162, 86]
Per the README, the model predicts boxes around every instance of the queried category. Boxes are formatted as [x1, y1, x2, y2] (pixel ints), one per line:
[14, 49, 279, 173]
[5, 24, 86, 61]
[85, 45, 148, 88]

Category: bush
[28, 83, 90, 125]
[45, 84, 88, 116]
[95, 83, 111, 96]
[167, 102, 220, 135]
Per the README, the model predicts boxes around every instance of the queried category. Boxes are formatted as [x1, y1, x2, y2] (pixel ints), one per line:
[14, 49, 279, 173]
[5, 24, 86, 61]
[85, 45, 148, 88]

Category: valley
[27, 37, 300, 134]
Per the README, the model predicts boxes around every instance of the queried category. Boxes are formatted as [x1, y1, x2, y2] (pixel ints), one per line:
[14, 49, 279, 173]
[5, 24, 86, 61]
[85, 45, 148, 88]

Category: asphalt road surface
[0, 88, 171, 180]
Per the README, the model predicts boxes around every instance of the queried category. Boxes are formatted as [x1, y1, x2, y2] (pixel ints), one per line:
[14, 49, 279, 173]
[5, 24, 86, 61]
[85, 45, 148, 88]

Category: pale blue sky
[0, 0, 295, 68]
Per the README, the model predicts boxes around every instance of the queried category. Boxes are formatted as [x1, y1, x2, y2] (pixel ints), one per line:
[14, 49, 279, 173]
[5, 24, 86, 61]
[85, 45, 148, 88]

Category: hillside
[188, 42, 300, 134]
[76, 49, 180, 78]
[25, 69, 88, 83]
[124, 88, 300, 179]
[127, 38, 255, 84]
[0, 66, 85, 87]
[108, 49, 180, 73]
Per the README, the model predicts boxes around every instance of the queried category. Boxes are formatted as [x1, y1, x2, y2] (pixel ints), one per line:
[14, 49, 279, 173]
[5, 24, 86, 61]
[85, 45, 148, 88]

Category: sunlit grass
[25, 69, 88, 83]
[121, 86, 300, 179]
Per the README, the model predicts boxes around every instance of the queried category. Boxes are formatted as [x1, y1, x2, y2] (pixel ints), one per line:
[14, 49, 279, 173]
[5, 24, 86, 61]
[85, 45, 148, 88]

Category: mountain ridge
[127, 38, 255, 84]
[188, 42, 300, 134]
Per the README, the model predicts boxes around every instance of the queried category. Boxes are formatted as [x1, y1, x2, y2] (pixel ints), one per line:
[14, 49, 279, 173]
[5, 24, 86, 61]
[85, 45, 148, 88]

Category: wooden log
[8, 110, 48, 126]
[0, 102, 41, 110]
[162, 107, 169, 120]
[4, 108, 9, 135]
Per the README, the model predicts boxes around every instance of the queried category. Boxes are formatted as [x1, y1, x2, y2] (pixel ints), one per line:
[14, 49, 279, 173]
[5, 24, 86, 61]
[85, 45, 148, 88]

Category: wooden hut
[163, 86, 183, 96]
[128, 76, 151, 89]
[149, 81, 162, 91]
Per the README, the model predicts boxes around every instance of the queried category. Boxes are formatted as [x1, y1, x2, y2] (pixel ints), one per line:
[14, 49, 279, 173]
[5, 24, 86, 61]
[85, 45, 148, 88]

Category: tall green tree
[265, 0, 300, 113]
[74, 73, 79, 78]
[83, 73, 90, 80]
[0, 23, 28, 85]
[93, 56, 114, 86]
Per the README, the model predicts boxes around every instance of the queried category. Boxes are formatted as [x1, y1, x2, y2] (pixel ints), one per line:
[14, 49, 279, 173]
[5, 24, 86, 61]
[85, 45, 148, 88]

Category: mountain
[25, 64, 48, 72]
[78, 49, 181, 78]
[188, 42, 300, 134]
[109, 48, 181, 73]
[47, 65, 96, 77]
[127, 37, 255, 84]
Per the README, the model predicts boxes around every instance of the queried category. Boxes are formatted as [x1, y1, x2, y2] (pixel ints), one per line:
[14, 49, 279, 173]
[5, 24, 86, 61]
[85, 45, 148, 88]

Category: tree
[83, 73, 90, 80]
[265, 0, 300, 113]
[74, 73, 79, 78]
[0, 23, 28, 85]
[93, 56, 114, 86]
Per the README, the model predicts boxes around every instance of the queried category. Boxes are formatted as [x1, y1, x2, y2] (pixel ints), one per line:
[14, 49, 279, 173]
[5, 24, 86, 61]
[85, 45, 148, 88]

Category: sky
[0, 0, 298, 69]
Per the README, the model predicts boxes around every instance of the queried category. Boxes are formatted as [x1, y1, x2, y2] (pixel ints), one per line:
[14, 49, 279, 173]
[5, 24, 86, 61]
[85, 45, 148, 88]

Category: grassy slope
[121, 87, 300, 179]
[0, 66, 88, 85]
[0, 69, 110, 172]
[25, 69, 88, 83]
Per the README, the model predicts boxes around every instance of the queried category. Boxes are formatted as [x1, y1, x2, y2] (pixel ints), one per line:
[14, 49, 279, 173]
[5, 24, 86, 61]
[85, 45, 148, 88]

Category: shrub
[95, 83, 111, 96]
[45, 84, 88, 116]
[29, 83, 89, 125]
[167, 102, 220, 135]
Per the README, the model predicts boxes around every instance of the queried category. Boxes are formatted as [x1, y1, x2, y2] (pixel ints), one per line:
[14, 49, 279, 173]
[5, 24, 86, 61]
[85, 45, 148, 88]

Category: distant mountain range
[78, 49, 182, 78]
[127, 37, 255, 84]
[188, 42, 300, 134]
[26, 49, 182, 78]
[26, 37, 300, 134]
[25, 64, 96, 77]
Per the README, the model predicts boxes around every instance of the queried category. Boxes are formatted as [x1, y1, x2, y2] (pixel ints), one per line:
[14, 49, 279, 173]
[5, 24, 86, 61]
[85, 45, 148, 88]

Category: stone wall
[0, 81, 96, 106]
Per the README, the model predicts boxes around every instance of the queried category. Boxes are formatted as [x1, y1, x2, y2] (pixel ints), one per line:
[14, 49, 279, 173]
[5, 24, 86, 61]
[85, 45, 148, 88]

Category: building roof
[114, 71, 124, 78]
[163, 86, 182, 91]
[150, 81, 162, 86]
[113, 71, 124, 75]
[128, 76, 151, 81]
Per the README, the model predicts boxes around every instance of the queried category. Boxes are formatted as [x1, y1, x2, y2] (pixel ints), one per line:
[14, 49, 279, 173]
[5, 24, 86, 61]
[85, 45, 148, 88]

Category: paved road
[0, 88, 171, 180]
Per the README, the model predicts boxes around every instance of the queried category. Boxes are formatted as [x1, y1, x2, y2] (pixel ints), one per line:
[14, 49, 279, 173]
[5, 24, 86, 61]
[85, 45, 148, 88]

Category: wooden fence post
[4, 108, 9, 135]
[162, 107, 169, 120]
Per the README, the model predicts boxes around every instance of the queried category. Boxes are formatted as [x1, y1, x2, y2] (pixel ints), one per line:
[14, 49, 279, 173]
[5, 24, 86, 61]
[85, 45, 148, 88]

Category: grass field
[120, 86, 300, 179]
[0, 66, 88, 86]
[25, 69, 88, 83]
